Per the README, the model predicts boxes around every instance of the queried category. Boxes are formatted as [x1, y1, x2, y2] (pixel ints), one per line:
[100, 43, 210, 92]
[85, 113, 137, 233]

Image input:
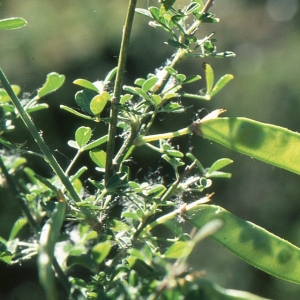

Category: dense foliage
[1, 1, 300, 299]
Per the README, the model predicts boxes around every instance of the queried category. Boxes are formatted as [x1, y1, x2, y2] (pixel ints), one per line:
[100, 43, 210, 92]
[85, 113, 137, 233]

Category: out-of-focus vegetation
[1, 0, 300, 299]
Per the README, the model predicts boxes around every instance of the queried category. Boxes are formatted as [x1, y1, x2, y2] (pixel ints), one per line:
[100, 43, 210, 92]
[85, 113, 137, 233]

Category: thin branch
[0, 155, 40, 233]
[105, 0, 138, 183]
[0, 69, 82, 204]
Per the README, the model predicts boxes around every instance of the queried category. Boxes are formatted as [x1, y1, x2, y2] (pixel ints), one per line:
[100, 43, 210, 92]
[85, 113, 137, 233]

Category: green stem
[0, 156, 40, 233]
[0, 68, 81, 204]
[105, 0, 138, 183]
[65, 149, 81, 176]
[140, 126, 191, 144]
[179, 92, 210, 101]
[140, 195, 212, 237]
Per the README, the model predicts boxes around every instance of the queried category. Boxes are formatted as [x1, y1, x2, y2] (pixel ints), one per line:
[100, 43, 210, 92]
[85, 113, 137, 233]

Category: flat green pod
[192, 115, 300, 175]
[186, 204, 300, 285]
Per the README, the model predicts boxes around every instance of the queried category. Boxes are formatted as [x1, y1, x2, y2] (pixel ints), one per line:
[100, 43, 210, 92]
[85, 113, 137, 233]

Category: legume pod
[192, 115, 300, 175]
[38, 196, 66, 300]
[186, 204, 300, 284]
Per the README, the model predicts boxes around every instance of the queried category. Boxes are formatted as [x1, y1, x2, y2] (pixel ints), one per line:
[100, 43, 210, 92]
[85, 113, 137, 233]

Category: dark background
[1, 0, 300, 299]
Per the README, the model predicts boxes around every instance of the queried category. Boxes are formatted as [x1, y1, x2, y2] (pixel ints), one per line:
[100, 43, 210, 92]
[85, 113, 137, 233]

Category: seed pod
[192, 115, 300, 174]
[186, 204, 300, 284]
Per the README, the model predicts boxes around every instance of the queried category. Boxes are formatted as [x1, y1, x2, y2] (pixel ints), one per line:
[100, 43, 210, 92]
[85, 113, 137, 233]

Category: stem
[140, 126, 191, 144]
[105, 0, 138, 183]
[0, 69, 81, 204]
[179, 92, 210, 101]
[52, 257, 70, 296]
[139, 195, 213, 237]
[65, 149, 81, 176]
[0, 156, 40, 233]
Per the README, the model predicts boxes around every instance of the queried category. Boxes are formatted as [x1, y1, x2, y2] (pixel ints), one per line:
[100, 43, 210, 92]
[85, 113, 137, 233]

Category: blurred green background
[1, 0, 300, 299]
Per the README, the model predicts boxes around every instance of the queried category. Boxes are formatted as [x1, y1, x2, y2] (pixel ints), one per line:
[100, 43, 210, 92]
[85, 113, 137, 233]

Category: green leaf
[135, 8, 152, 18]
[82, 135, 108, 151]
[182, 75, 201, 84]
[160, 0, 176, 17]
[0, 251, 12, 264]
[73, 79, 99, 92]
[34, 174, 59, 192]
[67, 254, 95, 271]
[75, 126, 92, 148]
[206, 171, 232, 179]
[194, 12, 219, 23]
[75, 90, 95, 115]
[60, 105, 95, 121]
[185, 2, 201, 14]
[9, 218, 27, 241]
[134, 78, 146, 86]
[165, 67, 177, 76]
[194, 116, 300, 175]
[210, 74, 234, 97]
[0, 136, 16, 150]
[107, 219, 130, 233]
[90, 91, 111, 115]
[103, 66, 118, 85]
[149, 7, 161, 21]
[67, 140, 79, 149]
[210, 51, 236, 58]
[70, 167, 88, 183]
[89, 149, 106, 169]
[0, 18, 27, 30]
[123, 86, 153, 103]
[186, 204, 300, 285]
[175, 74, 186, 82]
[163, 102, 184, 113]
[208, 158, 233, 173]
[142, 77, 159, 92]
[166, 39, 189, 49]
[26, 103, 49, 114]
[165, 149, 184, 157]
[163, 241, 192, 259]
[106, 173, 128, 190]
[144, 184, 166, 197]
[191, 0, 204, 13]
[0, 85, 21, 103]
[92, 241, 111, 264]
[37, 72, 65, 98]
[203, 63, 214, 95]
[120, 94, 133, 104]
[151, 94, 162, 105]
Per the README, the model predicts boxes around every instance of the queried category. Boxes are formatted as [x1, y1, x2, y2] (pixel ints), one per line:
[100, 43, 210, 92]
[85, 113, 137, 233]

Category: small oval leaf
[208, 158, 233, 173]
[142, 77, 159, 92]
[92, 241, 111, 264]
[75, 126, 92, 148]
[75, 90, 95, 115]
[90, 91, 111, 115]
[0, 18, 27, 30]
[73, 79, 99, 92]
[38, 72, 65, 98]
[210, 74, 234, 97]
[89, 149, 106, 168]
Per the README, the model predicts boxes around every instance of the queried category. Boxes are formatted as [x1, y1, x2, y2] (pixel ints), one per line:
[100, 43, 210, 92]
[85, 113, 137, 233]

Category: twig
[0, 69, 82, 204]
[0, 155, 40, 233]
[105, 0, 138, 183]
